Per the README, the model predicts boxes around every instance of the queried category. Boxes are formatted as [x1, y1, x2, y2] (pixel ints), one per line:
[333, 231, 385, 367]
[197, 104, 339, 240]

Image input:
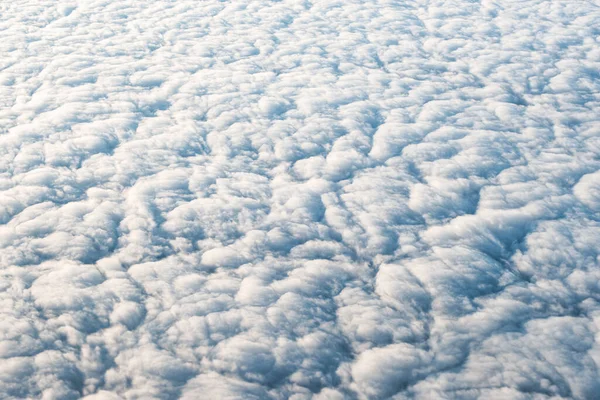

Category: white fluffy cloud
[1, 0, 600, 399]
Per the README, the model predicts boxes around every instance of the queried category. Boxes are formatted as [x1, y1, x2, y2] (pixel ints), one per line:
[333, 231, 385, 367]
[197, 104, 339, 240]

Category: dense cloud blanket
[1, 0, 600, 399]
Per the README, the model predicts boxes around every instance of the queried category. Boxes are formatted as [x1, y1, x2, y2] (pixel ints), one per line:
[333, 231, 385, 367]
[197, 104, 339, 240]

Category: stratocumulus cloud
[1, 0, 600, 399]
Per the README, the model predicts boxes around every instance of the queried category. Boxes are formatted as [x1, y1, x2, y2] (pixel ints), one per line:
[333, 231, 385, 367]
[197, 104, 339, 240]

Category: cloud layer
[1, 0, 600, 399]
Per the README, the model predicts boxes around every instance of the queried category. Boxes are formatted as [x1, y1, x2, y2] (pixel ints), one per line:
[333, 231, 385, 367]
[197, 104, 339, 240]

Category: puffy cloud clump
[1, 0, 599, 399]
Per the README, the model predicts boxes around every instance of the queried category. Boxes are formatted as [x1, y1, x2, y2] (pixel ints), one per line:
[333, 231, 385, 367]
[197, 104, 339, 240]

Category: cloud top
[1, 0, 599, 399]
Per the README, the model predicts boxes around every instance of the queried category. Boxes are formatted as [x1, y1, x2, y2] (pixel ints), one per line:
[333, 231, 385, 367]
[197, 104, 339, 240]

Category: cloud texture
[1, 0, 600, 398]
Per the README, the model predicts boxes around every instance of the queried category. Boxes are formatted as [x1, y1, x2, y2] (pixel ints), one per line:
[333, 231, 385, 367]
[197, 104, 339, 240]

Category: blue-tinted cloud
[1, 0, 599, 399]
